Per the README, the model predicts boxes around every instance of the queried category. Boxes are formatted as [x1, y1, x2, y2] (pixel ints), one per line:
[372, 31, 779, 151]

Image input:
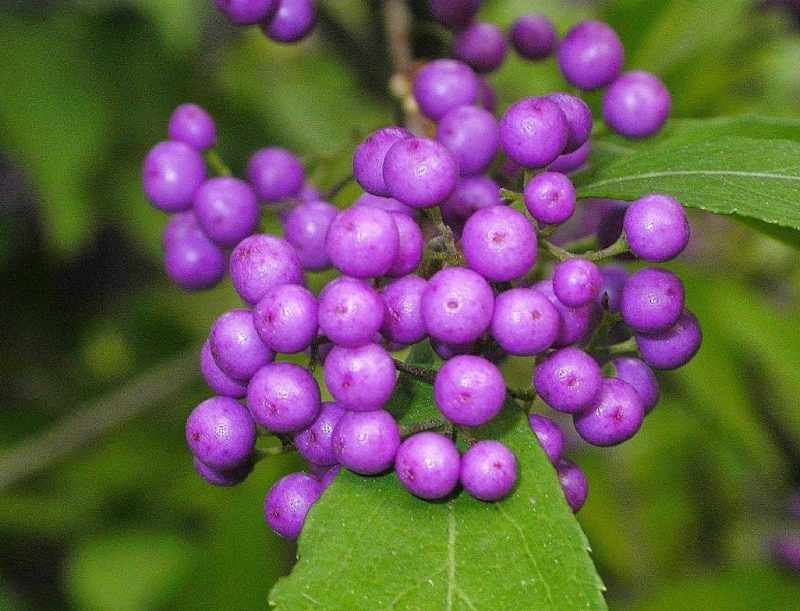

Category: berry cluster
[142, 8, 701, 540]
[213, 0, 316, 44]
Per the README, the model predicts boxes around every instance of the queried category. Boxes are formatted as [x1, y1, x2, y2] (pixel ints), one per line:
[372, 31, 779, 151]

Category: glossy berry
[210, 309, 274, 381]
[453, 22, 508, 73]
[557, 458, 588, 513]
[168, 103, 217, 151]
[623, 194, 690, 262]
[396, 433, 461, 500]
[164, 231, 226, 291]
[620, 268, 684, 334]
[293, 402, 346, 467]
[612, 357, 660, 414]
[247, 147, 304, 203]
[323, 343, 397, 411]
[318, 276, 384, 348]
[490, 288, 559, 356]
[603, 71, 671, 139]
[215, 0, 276, 25]
[413, 59, 478, 121]
[193, 177, 260, 247]
[553, 259, 603, 308]
[462, 205, 537, 282]
[534, 280, 595, 347]
[383, 137, 459, 208]
[254, 283, 318, 353]
[434, 355, 506, 427]
[185, 397, 256, 471]
[382, 275, 428, 345]
[460, 441, 518, 501]
[510, 14, 557, 60]
[332, 410, 400, 474]
[325, 206, 400, 278]
[143, 141, 206, 212]
[441, 176, 502, 224]
[319, 465, 340, 491]
[354, 192, 415, 217]
[528, 414, 564, 464]
[162, 211, 203, 248]
[428, 0, 480, 30]
[262, 0, 316, 43]
[545, 93, 593, 153]
[574, 378, 644, 446]
[533, 347, 602, 413]
[599, 265, 628, 312]
[524, 171, 576, 226]
[387, 212, 423, 277]
[281, 199, 337, 271]
[353, 127, 411, 196]
[557, 21, 624, 90]
[230, 234, 304, 304]
[499, 97, 568, 168]
[636, 309, 702, 370]
[421, 267, 494, 344]
[193, 456, 253, 487]
[264, 472, 321, 539]
[476, 77, 496, 112]
[200, 339, 247, 398]
[437, 106, 499, 177]
[247, 362, 321, 433]
[548, 141, 591, 174]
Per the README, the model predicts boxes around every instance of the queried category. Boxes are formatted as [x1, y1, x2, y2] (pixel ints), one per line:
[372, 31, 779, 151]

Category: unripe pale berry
[460, 440, 518, 501]
[186, 397, 256, 471]
[573, 378, 644, 446]
[434, 355, 506, 427]
[264, 472, 321, 539]
[396, 432, 461, 500]
[533, 347, 602, 414]
[332, 410, 400, 474]
[247, 362, 321, 433]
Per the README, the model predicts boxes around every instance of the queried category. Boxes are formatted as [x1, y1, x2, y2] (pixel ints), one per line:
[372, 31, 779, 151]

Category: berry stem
[423, 206, 463, 266]
[325, 173, 355, 200]
[539, 238, 575, 262]
[205, 149, 233, 177]
[606, 336, 638, 356]
[253, 444, 296, 462]
[583, 234, 629, 262]
[500, 187, 522, 204]
[400, 418, 447, 438]
[507, 386, 537, 402]
[394, 358, 437, 384]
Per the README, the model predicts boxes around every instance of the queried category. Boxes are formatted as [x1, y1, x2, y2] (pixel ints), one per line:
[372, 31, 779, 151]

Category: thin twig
[394, 358, 437, 384]
[205, 149, 232, 177]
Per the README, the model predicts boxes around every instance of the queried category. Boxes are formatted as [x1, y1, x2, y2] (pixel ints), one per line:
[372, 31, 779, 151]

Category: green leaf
[270, 392, 606, 609]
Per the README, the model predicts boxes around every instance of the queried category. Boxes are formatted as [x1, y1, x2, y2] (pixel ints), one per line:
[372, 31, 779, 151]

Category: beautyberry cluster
[213, 0, 316, 44]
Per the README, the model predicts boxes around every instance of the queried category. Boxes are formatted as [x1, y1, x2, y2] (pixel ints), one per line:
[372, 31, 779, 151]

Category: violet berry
[524, 171, 576, 226]
[635, 309, 702, 370]
[603, 71, 671, 139]
[318, 276, 385, 348]
[510, 15, 557, 60]
[332, 410, 400, 475]
[623, 194, 690, 262]
[557, 458, 588, 513]
[529, 414, 564, 464]
[434, 355, 506, 427]
[395, 432, 461, 500]
[185, 397, 256, 471]
[323, 343, 397, 411]
[247, 362, 321, 433]
[612, 357, 660, 414]
[168, 103, 217, 151]
[421, 267, 494, 344]
[413, 59, 479, 121]
[500, 97, 569, 168]
[264, 472, 321, 539]
[557, 20, 624, 90]
[490, 288, 560, 356]
[253, 283, 318, 354]
[460, 440, 518, 501]
[461, 205, 537, 282]
[293, 402, 346, 467]
[533, 347, 602, 414]
[230, 234, 304, 305]
[573, 378, 645, 446]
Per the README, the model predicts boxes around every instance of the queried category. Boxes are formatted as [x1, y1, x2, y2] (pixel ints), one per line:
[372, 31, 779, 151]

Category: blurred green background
[2, 0, 800, 609]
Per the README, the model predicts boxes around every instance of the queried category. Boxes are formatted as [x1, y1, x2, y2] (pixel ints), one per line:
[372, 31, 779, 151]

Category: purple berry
[230, 234, 303, 305]
[413, 59, 479, 121]
[395, 433, 461, 500]
[215, 0, 277, 25]
[437, 105, 499, 176]
[430, 339, 475, 360]
[319, 465, 340, 490]
[332, 410, 400, 474]
[476, 77, 496, 112]
[193, 177, 260, 247]
[453, 22, 507, 73]
[382, 275, 428, 345]
[200, 339, 247, 398]
[186, 397, 256, 470]
[323, 343, 396, 411]
[247, 147, 304, 203]
[297, 182, 321, 202]
[557, 21, 624, 90]
[193, 456, 253, 487]
[528, 414, 564, 464]
[262, 0, 316, 43]
[294, 402, 346, 467]
[636, 309, 702, 370]
[441, 176, 502, 224]
[548, 141, 591, 174]
[164, 232, 226, 291]
[603, 71, 671, 139]
[247, 362, 321, 433]
[499, 97, 568, 168]
[553, 259, 603, 308]
[254, 283, 318, 353]
[524, 171, 576, 226]
[162, 211, 203, 248]
[428, 0, 480, 30]
[545, 93, 593, 153]
[533, 347, 602, 413]
[421, 267, 494, 344]
[620, 268, 684, 334]
[264, 472, 321, 539]
[557, 458, 588, 512]
[574, 378, 644, 446]
[281, 199, 337, 271]
[490, 288, 559, 356]
[325, 206, 399, 278]
[510, 14, 557, 60]
[387, 212, 423, 277]
[462, 205, 536, 282]
[433, 355, 505, 427]
[534, 280, 594, 346]
[354, 192, 416, 217]
[460, 440, 518, 501]
[143, 141, 206, 212]
[210, 309, 274, 381]
[599, 265, 627, 312]
[353, 127, 412, 196]
[623, 194, 690, 262]
[383, 137, 459, 208]
[612, 357, 660, 413]
[168, 103, 217, 151]
[318, 276, 384, 348]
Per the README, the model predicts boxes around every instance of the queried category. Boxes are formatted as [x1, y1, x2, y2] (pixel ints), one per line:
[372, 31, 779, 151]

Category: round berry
[476, 77, 496, 112]
[210, 309, 274, 381]
[612, 357, 660, 413]
[574, 378, 644, 446]
[168, 103, 217, 151]
[353, 127, 412, 196]
[490, 288, 559, 356]
[545, 93, 593, 153]
[319, 465, 340, 491]
[437, 105, 499, 176]
[254, 283, 318, 354]
[553, 259, 603, 308]
[186, 397, 256, 470]
[318, 276, 384, 348]
[434, 355, 506, 427]
[599, 265, 628, 312]
[230, 234, 304, 304]
[453, 22, 507, 73]
[510, 14, 557, 60]
[200, 339, 247, 398]
[428, 0, 480, 30]
[387, 212, 423, 277]
[460, 440, 518, 501]
[556, 458, 588, 513]
[528, 414, 564, 464]
[382, 275, 428, 345]
[603, 71, 670, 139]
[462, 205, 536, 282]
[281, 199, 337, 271]
[533, 347, 602, 413]
[262, 0, 316, 43]
[413, 59, 479, 121]
[354, 192, 416, 217]
[620, 268, 684, 334]
[247, 362, 321, 433]
[524, 171, 576, 226]
[430, 339, 475, 360]
[143, 141, 206, 212]
[534, 280, 595, 346]
[294, 402, 346, 467]
[395, 433, 461, 500]
[636, 309, 702, 370]
[383, 137, 459, 208]
[247, 147, 304, 203]
[193, 177, 259, 247]
[323, 343, 396, 411]
[421, 267, 494, 344]
[325, 206, 400, 278]
[193, 456, 253, 487]
[264, 472, 321, 539]
[332, 410, 400, 474]
[623, 194, 690, 262]
[557, 20, 624, 90]
[499, 97, 568, 168]
[215, 0, 277, 25]
[548, 141, 591, 174]
[164, 232, 226, 291]
[441, 176, 502, 224]
[162, 211, 203, 248]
